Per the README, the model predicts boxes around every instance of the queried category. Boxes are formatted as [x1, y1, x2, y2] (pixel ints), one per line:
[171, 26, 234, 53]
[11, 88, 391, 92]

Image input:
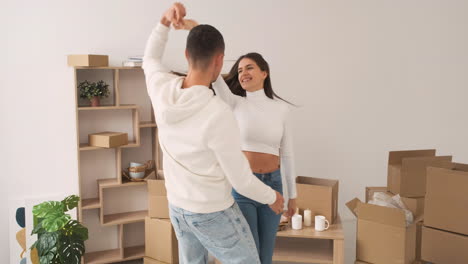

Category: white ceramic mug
[315, 215, 329, 231]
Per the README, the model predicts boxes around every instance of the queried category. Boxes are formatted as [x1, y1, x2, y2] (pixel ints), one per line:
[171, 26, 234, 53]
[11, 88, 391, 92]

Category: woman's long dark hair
[224, 52, 293, 105]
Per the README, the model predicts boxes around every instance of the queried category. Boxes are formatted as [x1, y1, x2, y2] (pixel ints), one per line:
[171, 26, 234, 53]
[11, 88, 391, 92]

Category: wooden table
[273, 215, 344, 264]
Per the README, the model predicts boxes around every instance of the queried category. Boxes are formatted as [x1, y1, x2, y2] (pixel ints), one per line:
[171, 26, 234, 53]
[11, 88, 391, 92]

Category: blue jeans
[232, 169, 283, 264]
[169, 203, 261, 264]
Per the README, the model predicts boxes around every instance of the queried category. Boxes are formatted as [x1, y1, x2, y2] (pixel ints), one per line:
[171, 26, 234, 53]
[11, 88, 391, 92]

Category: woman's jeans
[169, 202, 261, 264]
[232, 169, 283, 264]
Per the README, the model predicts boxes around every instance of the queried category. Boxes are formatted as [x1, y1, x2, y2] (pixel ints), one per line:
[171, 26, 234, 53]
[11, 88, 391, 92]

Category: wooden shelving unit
[74, 66, 163, 263]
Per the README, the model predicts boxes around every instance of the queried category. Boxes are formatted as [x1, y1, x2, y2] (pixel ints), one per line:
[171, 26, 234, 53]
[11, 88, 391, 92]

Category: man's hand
[173, 19, 198, 30]
[161, 2, 186, 27]
[285, 198, 296, 218]
[269, 191, 285, 215]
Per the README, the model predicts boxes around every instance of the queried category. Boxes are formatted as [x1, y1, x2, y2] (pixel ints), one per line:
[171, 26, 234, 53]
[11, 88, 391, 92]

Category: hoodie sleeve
[143, 23, 177, 98]
[212, 75, 242, 109]
[206, 106, 277, 205]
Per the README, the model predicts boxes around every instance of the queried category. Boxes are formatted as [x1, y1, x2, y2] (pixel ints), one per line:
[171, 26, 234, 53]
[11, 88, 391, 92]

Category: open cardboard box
[145, 217, 178, 263]
[421, 225, 468, 264]
[296, 176, 338, 224]
[424, 165, 468, 235]
[148, 179, 169, 219]
[365, 186, 425, 218]
[347, 198, 423, 264]
[387, 149, 453, 197]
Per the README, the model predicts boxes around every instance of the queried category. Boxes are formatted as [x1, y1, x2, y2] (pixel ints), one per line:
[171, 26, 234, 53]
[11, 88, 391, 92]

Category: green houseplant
[30, 195, 88, 264]
[78, 80, 110, 107]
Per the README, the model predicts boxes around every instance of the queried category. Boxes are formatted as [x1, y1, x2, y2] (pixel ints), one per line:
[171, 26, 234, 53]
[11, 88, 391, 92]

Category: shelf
[139, 121, 157, 128]
[273, 237, 333, 263]
[123, 245, 145, 260]
[79, 141, 138, 151]
[102, 210, 148, 226]
[276, 217, 344, 240]
[83, 246, 144, 264]
[84, 248, 121, 264]
[75, 66, 142, 70]
[78, 104, 138, 111]
[120, 142, 140, 148]
[98, 178, 148, 189]
[82, 198, 100, 210]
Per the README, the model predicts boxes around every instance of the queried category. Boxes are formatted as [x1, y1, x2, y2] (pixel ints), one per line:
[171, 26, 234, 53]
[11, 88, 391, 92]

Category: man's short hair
[186, 24, 225, 69]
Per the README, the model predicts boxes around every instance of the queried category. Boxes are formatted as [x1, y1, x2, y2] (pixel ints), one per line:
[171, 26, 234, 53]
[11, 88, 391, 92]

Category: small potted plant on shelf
[78, 80, 110, 107]
[30, 195, 88, 264]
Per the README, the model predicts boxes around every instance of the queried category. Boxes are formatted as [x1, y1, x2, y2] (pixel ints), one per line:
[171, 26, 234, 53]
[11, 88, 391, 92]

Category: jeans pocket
[190, 211, 240, 249]
[269, 175, 283, 194]
[169, 210, 183, 239]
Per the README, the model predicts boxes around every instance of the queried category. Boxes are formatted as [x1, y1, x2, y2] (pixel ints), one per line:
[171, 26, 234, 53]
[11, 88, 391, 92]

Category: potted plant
[78, 80, 110, 107]
[30, 195, 88, 264]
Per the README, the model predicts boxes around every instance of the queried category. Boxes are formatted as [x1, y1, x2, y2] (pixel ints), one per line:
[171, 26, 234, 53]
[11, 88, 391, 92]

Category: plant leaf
[31, 220, 46, 235]
[33, 201, 64, 218]
[39, 251, 55, 264]
[42, 213, 70, 232]
[36, 232, 59, 256]
[58, 235, 85, 264]
[63, 220, 89, 241]
[62, 195, 80, 212]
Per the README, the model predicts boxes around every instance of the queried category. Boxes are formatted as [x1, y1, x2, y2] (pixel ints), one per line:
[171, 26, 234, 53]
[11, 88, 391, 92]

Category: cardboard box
[424, 166, 468, 235]
[67, 54, 108, 67]
[144, 257, 167, 264]
[365, 187, 425, 217]
[88, 132, 128, 148]
[296, 176, 338, 223]
[415, 221, 423, 262]
[421, 226, 468, 264]
[145, 217, 178, 263]
[148, 179, 169, 219]
[387, 149, 453, 197]
[347, 198, 418, 264]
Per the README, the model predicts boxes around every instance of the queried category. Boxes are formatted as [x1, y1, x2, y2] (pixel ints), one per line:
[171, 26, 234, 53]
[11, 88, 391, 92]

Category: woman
[212, 52, 297, 264]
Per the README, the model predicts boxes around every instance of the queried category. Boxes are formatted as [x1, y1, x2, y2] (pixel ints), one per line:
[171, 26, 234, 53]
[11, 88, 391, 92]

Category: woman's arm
[280, 111, 298, 216]
[212, 76, 242, 109]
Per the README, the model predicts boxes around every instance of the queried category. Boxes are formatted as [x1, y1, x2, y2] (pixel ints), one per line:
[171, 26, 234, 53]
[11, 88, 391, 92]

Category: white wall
[4, 0, 468, 263]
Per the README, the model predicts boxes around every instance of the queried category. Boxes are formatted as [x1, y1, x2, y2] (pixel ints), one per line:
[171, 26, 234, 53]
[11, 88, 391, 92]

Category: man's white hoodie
[143, 23, 276, 213]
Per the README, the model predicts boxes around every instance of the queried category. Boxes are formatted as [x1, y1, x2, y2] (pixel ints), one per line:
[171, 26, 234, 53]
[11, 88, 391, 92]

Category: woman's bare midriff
[243, 151, 280, 174]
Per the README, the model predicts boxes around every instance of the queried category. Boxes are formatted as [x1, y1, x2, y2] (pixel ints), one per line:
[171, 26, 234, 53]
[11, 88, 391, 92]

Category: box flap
[296, 176, 338, 187]
[453, 162, 468, 172]
[357, 202, 406, 228]
[365, 186, 388, 202]
[402, 155, 453, 169]
[148, 179, 167, 196]
[345, 198, 362, 217]
[388, 149, 435, 165]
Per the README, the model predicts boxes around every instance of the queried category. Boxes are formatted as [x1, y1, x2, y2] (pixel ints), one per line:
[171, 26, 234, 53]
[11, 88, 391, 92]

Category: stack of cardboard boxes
[421, 163, 468, 264]
[348, 149, 458, 264]
[144, 175, 179, 264]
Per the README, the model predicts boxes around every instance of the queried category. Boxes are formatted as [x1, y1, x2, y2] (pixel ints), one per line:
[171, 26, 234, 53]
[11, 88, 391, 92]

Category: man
[143, 2, 284, 264]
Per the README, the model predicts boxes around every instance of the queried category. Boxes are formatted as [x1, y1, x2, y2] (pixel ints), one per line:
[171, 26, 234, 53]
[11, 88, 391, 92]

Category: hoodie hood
[158, 77, 214, 124]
